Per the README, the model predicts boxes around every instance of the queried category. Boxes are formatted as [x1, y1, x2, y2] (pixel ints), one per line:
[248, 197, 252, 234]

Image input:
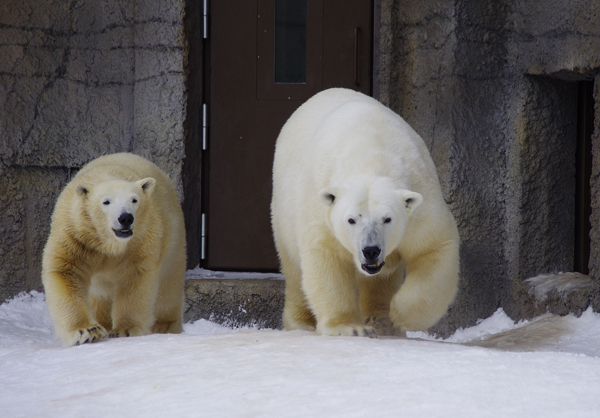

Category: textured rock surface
[184, 279, 285, 330]
[0, 167, 72, 300]
[0, 0, 187, 302]
[589, 79, 600, 294]
[377, 0, 600, 335]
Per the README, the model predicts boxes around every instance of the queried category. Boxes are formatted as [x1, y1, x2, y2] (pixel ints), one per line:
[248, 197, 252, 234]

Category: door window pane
[274, 0, 307, 83]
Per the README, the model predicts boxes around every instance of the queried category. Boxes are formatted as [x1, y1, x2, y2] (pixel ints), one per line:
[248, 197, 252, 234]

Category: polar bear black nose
[118, 213, 134, 228]
[362, 246, 381, 262]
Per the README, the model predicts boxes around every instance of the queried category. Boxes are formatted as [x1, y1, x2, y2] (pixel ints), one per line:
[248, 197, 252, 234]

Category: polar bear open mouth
[361, 262, 385, 275]
[113, 228, 133, 239]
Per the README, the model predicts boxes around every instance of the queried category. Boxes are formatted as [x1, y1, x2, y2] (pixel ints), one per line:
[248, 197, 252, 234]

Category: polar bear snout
[361, 246, 385, 275]
[362, 246, 381, 262]
[118, 212, 134, 228]
[113, 212, 134, 238]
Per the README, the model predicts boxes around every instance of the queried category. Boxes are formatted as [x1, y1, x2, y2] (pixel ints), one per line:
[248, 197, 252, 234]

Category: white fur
[320, 176, 423, 275]
[93, 179, 148, 238]
[271, 88, 460, 337]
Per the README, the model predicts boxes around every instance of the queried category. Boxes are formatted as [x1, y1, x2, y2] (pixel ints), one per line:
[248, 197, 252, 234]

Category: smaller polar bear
[271, 88, 460, 337]
[42, 153, 186, 346]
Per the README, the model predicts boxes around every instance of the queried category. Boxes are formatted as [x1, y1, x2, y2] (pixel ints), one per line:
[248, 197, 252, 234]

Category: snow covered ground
[2, 291, 600, 418]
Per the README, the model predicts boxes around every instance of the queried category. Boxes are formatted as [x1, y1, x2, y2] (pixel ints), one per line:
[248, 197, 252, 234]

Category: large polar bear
[271, 88, 460, 337]
[42, 153, 186, 346]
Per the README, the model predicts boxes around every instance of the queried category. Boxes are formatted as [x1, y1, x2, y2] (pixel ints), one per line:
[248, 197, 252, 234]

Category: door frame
[183, 0, 381, 270]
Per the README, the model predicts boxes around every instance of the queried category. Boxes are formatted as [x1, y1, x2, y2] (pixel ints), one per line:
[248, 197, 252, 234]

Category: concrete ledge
[182, 270, 599, 333]
[184, 276, 285, 330]
[522, 272, 600, 318]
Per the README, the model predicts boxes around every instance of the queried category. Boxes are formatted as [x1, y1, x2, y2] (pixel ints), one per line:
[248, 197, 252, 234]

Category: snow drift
[1, 291, 600, 418]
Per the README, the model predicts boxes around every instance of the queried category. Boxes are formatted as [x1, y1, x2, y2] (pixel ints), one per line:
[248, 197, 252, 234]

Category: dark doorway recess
[574, 80, 594, 275]
[203, 0, 373, 271]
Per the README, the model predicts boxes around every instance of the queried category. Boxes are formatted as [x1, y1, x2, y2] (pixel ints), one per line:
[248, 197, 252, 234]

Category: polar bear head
[75, 178, 156, 250]
[319, 176, 422, 276]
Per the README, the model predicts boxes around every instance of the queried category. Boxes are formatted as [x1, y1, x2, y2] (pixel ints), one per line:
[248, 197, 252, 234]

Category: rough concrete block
[184, 279, 285, 330]
[16, 78, 134, 167]
[0, 166, 73, 302]
[588, 76, 600, 282]
[521, 272, 600, 318]
[71, 0, 134, 33]
[132, 73, 187, 194]
[135, 0, 186, 23]
[135, 21, 184, 49]
[0, 0, 71, 31]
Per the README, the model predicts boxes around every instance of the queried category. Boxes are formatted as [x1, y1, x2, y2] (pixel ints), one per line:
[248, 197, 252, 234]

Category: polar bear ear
[136, 177, 156, 196]
[318, 188, 339, 206]
[76, 183, 92, 197]
[399, 190, 423, 213]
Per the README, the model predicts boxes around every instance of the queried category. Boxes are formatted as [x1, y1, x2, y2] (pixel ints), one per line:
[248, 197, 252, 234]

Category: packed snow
[2, 290, 600, 418]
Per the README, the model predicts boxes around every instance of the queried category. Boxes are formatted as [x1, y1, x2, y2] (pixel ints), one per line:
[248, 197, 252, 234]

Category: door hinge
[202, 103, 208, 151]
[201, 213, 206, 260]
[203, 0, 208, 39]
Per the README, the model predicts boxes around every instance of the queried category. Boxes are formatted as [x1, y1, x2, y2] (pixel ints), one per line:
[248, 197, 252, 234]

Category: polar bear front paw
[109, 326, 147, 339]
[71, 324, 108, 346]
[365, 316, 395, 336]
[319, 323, 377, 338]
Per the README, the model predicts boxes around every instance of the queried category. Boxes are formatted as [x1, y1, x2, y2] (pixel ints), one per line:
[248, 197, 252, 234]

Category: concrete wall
[376, 0, 600, 335]
[0, 0, 187, 301]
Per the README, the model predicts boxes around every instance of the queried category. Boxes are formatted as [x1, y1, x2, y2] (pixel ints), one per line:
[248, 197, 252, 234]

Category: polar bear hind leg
[90, 294, 113, 331]
[358, 269, 403, 336]
[152, 250, 186, 334]
[281, 250, 317, 331]
[108, 269, 158, 338]
[152, 288, 184, 334]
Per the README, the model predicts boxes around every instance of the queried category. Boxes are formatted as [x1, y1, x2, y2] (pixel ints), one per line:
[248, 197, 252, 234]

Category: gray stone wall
[376, 0, 599, 335]
[0, 0, 187, 302]
[589, 77, 600, 286]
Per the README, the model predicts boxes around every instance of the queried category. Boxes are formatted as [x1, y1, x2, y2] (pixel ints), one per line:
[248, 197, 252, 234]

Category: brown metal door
[206, 0, 372, 271]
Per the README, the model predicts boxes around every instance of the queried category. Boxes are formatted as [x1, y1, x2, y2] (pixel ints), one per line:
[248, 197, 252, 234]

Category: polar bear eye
[132, 198, 138, 204]
[348, 218, 356, 225]
[103, 199, 111, 206]
[384, 217, 392, 224]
